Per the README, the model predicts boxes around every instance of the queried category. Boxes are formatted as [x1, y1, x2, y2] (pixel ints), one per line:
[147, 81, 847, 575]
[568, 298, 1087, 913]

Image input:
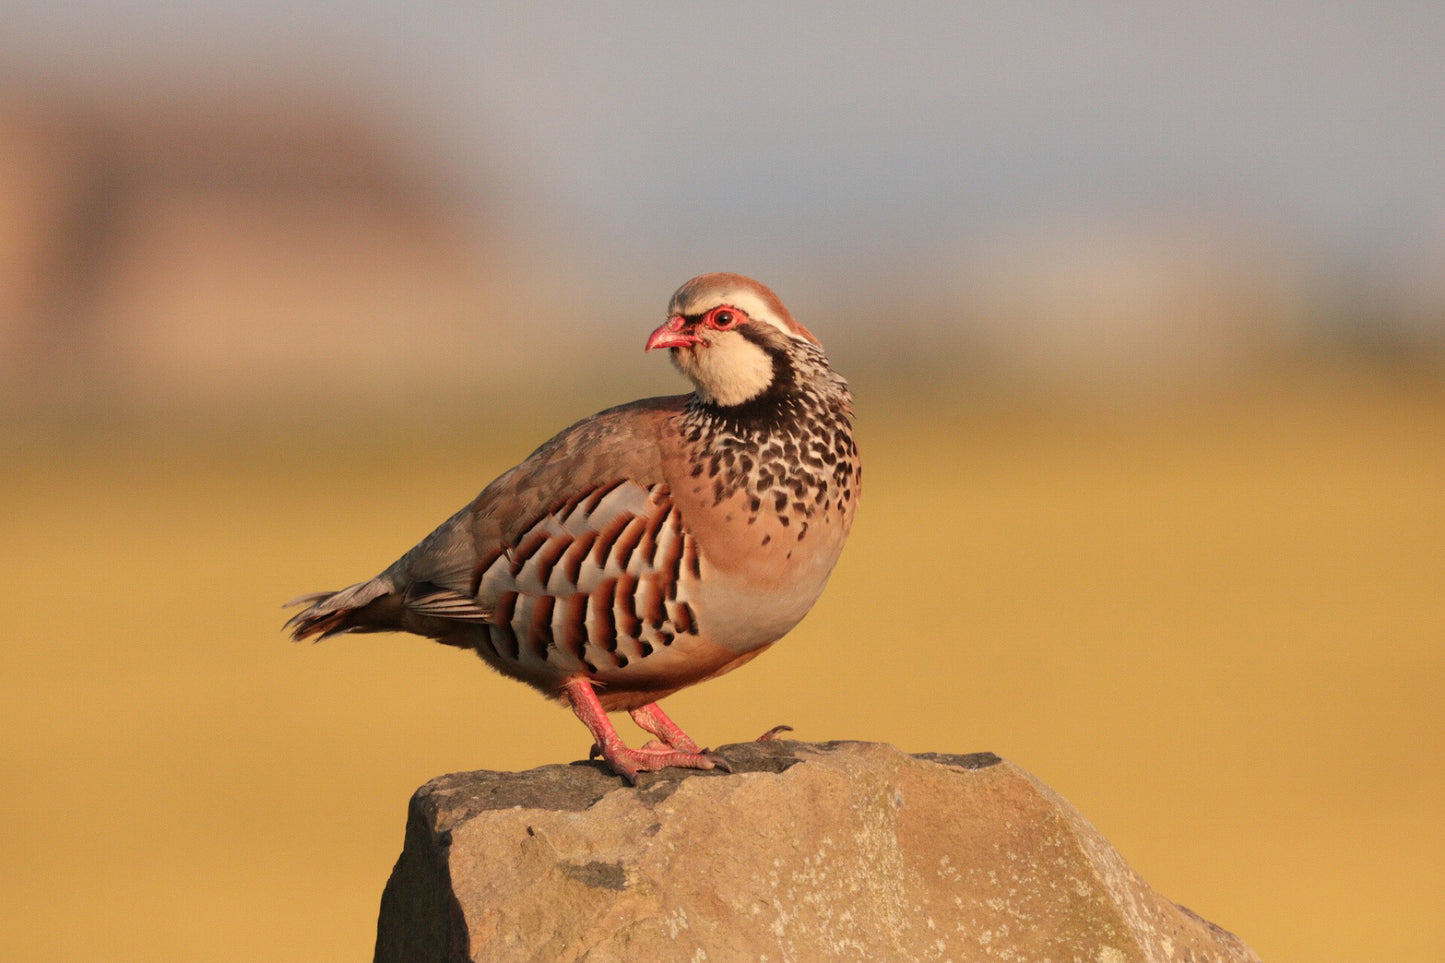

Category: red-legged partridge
[286, 273, 860, 782]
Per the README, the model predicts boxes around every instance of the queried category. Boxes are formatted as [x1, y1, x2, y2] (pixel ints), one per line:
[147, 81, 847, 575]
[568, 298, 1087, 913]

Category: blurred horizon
[1, 5, 1442, 963]
[3, 3, 1443, 420]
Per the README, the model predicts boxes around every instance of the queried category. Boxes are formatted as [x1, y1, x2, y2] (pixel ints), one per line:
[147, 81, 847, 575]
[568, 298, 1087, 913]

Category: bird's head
[646, 273, 821, 407]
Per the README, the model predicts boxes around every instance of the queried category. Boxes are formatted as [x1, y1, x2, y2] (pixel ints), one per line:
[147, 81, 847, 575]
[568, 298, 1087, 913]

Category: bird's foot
[566, 681, 731, 784]
[756, 724, 793, 742]
[594, 740, 732, 785]
[588, 738, 734, 782]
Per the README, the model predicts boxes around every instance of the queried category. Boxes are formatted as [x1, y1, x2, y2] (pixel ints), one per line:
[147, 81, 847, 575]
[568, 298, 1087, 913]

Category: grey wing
[291, 397, 694, 654]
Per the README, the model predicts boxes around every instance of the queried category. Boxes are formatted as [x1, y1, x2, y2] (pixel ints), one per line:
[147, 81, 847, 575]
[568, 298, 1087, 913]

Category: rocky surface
[375, 740, 1259, 963]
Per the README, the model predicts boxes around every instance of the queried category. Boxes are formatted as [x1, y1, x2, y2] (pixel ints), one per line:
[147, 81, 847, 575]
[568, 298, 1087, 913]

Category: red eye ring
[707, 306, 743, 330]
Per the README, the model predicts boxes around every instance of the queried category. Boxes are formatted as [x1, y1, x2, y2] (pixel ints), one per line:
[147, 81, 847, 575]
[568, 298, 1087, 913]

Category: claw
[757, 725, 793, 742]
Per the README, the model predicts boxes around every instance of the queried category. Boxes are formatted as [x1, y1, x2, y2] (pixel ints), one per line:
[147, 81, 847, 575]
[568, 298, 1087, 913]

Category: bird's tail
[283, 576, 394, 642]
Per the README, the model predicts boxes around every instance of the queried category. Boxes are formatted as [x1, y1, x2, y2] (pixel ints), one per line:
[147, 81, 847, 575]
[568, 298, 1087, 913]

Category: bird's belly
[669, 454, 856, 654]
[464, 534, 839, 697]
[687, 527, 846, 652]
[469, 620, 768, 707]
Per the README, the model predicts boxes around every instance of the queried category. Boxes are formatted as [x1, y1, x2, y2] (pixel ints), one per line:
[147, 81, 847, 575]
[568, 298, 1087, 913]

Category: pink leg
[628, 702, 704, 753]
[564, 679, 730, 784]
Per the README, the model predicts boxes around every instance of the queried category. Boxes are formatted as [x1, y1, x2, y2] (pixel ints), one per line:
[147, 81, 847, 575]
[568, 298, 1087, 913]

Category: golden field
[1, 366, 1441, 962]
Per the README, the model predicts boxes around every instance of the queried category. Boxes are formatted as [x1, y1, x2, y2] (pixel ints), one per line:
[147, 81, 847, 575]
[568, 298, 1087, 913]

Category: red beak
[645, 315, 704, 351]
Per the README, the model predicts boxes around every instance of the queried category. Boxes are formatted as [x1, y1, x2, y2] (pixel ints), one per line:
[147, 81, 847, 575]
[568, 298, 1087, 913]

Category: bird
[285, 273, 860, 782]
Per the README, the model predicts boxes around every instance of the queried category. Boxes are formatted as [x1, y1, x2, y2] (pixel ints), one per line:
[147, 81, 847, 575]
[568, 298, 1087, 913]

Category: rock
[375, 740, 1259, 963]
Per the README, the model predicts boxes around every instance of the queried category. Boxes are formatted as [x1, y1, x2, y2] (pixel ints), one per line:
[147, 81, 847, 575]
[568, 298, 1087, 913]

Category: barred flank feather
[283, 576, 394, 642]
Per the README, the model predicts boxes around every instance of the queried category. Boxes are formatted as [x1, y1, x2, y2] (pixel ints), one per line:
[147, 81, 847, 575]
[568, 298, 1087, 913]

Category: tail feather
[284, 576, 394, 642]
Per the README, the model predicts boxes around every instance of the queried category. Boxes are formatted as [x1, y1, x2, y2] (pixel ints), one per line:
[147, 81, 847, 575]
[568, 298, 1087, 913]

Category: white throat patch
[673, 331, 774, 407]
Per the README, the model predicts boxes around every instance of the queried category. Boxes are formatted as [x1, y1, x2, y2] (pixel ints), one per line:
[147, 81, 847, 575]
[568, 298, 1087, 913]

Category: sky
[5, 2, 1444, 323]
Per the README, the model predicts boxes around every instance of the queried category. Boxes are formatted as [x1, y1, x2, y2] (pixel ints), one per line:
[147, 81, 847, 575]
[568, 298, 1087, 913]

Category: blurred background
[2, 3, 1441, 961]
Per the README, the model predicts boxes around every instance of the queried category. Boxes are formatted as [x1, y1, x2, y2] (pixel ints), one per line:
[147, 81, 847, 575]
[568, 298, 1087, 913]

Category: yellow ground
[2, 367, 1441, 962]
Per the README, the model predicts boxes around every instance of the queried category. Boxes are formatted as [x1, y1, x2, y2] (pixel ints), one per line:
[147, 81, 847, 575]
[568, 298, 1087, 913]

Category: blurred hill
[1, 77, 1441, 425]
[0, 85, 536, 418]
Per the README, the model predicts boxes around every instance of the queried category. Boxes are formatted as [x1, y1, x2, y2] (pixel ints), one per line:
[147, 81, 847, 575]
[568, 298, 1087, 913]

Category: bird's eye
[711, 308, 738, 329]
